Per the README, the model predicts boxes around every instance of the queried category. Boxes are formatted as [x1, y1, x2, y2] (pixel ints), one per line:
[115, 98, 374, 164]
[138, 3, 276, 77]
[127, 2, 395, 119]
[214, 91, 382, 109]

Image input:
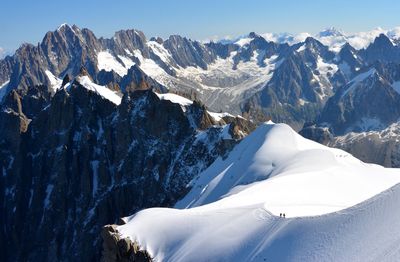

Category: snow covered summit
[117, 122, 400, 261]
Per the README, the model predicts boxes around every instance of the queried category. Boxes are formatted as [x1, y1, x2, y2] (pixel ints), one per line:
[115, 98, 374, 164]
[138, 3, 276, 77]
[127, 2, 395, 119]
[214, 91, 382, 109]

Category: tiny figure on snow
[279, 213, 282, 217]
[283, 213, 286, 218]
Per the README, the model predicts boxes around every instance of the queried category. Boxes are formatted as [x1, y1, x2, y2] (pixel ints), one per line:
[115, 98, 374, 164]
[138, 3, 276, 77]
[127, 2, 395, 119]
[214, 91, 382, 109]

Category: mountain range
[2, 24, 400, 261]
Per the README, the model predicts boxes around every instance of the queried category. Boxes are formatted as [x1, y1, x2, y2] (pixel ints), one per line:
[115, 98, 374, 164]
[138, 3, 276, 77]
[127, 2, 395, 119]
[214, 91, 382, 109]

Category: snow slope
[76, 76, 122, 105]
[45, 70, 62, 92]
[155, 93, 193, 106]
[97, 50, 134, 77]
[118, 122, 400, 261]
[0, 80, 10, 102]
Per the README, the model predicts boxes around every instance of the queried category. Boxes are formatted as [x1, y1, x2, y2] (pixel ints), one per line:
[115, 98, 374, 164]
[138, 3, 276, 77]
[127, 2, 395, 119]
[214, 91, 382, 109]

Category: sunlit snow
[118, 122, 400, 261]
[77, 75, 122, 105]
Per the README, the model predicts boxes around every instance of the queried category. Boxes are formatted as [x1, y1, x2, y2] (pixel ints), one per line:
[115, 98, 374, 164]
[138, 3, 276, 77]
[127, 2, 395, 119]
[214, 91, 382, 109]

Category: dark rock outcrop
[101, 225, 152, 262]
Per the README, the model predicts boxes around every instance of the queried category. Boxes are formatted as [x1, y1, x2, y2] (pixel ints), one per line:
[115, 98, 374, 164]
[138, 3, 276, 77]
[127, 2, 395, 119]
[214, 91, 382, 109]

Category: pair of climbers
[279, 213, 286, 218]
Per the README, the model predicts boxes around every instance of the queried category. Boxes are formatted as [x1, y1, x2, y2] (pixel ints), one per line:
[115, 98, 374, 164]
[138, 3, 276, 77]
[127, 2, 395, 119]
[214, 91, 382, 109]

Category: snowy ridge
[45, 70, 62, 92]
[76, 76, 122, 105]
[154, 92, 240, 122]
[117, 122, 400, 261]
[155, 93, 193, 106]
[341, 68, 376, 97]
[0, 80, 10, 102]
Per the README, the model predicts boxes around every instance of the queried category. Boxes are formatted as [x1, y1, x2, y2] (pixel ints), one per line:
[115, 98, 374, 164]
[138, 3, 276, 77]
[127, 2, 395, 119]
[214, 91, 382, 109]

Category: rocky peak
[187, 100, 217, 130]
[226, 116, 257, 140]
[205, 41, 238, 59]
[150, 36, 164, 45]
[371, 34, 394, 49]
[362, 34, 400, 63]
[111, 29, 149, 57]
[272, 51, 318, 102]
[163, 35, 216, 69]
[339, 42, 356, 55]
[316, 27, 345, 38]
[248, 31, 260, 39]
[232, 33, 279, 67]
[302, 37, 335, 61]
[318, 67, 400, 134]
[337, 42, 364, 74]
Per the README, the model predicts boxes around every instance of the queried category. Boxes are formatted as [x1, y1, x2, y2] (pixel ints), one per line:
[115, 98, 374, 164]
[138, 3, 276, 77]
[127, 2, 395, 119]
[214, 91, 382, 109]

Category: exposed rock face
[331, 131, 400, 167]
[243, 49, 328, 130]
[290, 36, 400, 167]
[361, 34, 400, 63]
[119, 65, 167, 93]
[163, 35, 216, 70]
[101, 225, 152, 262]
[300, 122, 400, 168]
[0, 77, 252, 261]
[318, 64, 400, 135]
[299, 123, 334, 145]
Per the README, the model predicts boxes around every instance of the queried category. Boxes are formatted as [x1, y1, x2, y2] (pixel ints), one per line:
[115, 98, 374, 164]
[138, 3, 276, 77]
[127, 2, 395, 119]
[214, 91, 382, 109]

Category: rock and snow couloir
[115, 122, 400, 261]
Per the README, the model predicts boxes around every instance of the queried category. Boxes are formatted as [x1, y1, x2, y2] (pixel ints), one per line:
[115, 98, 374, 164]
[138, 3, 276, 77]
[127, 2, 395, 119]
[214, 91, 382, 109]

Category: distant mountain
[300, 59, 400, 168]
[318, 62, 400, 134]
[3, 25, 400, 130]
[261, 26, 400, 51]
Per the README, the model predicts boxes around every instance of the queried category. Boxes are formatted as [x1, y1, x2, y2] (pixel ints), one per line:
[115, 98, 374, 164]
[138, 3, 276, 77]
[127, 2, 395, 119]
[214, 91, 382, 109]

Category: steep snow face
[314, 56, 338, 95]
[0, 80, 10, 102]
[155, 93, 193, 106]
[154, 92, 238, 121]
[45, 70, 62, 92]
[131, 49, 172, 85]
[235, 37, 253, 47]
[76, 76, 122, 105]
[148, 41, 174, 64]
[117, 122, 400, 261]
[97, 51, 134, 77]
[341, 68, 376, 97]
[175, 122, 400, 216]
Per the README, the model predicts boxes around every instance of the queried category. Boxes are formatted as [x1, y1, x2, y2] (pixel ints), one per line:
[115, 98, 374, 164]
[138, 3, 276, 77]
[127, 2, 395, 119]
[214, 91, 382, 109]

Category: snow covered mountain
[3, 24, 400, 261]
[261, 26, 400, 51]
[3, 25, 400, 130]
[300, 60, 400, 168]
[106, 122, 400, 261]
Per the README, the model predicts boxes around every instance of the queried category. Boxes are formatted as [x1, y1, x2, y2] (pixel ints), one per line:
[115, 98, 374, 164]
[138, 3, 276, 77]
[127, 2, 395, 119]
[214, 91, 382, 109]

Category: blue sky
[1, 0, 399, 55]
